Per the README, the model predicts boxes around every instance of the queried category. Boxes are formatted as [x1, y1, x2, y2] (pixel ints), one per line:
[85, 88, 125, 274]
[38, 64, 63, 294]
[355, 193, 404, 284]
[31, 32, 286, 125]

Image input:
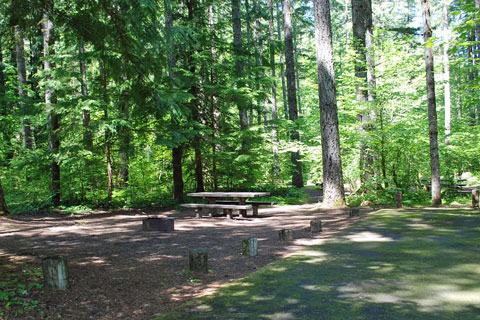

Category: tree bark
[276, 2, 289, 120]
[283, 0, 304, 188]
[117, 96, 130, 188]
[269, 0, 280, 178]
[0, 177, 9, 215]
[209, 4, 219, 191]
[476, 0, 480, 124]
[100, 60, 113, 203]
[352, 0, 375, 186]
[165, 0, 184, 201]
[42, 15, 60, 206]
[186, 0, 205, 193]
[15, 25, 32, 149]
[232, 0, 249, 152]
[79, 41, 93, 151]
[421, 0, 442, 206]
[172, 146, 184, 201]
[314, 0, 346, 207]
[443, 1, 451, 137]
[293, 18, 302, 114]
[245, 0, 254, 126]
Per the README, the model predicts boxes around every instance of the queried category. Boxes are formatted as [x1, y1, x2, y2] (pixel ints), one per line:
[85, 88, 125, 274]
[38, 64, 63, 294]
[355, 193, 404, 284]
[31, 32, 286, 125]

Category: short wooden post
[278, 229, 293, 242]
[189, 249, 208, 273]
[472, 189, 479, 208]
[349, 207, 360, 217]
[42, 256, 69, 290]
[310, 219, 322, 233]
[242, 238, 258, 256]
[395, 191, 403, 208]
[142, 217, 174, 231]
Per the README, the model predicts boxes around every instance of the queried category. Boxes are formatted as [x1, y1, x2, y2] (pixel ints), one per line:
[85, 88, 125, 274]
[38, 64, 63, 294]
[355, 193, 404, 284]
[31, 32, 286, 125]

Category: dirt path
[0, 204, 367, 319]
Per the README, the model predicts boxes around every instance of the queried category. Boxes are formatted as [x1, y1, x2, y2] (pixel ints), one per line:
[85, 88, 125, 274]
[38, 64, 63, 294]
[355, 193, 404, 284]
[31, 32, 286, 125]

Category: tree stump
[349, 207, 360, 217]
[242, 238, 258, 256]
[473, 189, 479, 208]
[42, 256, 68, 290]
[395, 191, 403, 208]
[310, 219, 322, 233]
[189, 249, 208, 273]
[278, 229, 293, 242]
[142, 217, 174, 231]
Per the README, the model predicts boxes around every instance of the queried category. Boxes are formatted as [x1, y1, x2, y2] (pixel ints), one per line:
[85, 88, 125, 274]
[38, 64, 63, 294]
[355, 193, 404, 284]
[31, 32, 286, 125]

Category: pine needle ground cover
[158, 208, 480, 320]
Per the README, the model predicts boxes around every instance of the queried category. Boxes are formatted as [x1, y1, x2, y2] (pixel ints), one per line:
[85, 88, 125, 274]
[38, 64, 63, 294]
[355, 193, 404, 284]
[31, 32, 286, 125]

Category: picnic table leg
[225, 209, 233, 219]
[207, 198, 217, 217]
[239, 198, 247, 217]
[252, 204, 259, 217]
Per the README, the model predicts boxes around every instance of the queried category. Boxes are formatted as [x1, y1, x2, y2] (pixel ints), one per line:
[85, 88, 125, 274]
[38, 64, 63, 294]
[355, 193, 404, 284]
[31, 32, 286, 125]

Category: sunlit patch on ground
[344, 231, 394, 242]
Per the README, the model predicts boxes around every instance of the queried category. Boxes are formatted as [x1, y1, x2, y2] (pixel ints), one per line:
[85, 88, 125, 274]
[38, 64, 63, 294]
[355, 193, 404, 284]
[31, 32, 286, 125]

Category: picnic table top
[187, 192, 270, 198]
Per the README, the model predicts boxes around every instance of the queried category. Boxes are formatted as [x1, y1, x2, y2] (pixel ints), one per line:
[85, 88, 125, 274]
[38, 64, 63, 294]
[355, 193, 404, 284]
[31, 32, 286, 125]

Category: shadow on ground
[157, 208, 480, 320]
[0, 204, 364, 319]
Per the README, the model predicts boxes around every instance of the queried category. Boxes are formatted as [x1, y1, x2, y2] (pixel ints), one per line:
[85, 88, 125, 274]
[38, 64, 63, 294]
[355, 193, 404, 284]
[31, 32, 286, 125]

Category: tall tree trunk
[314, 0, 345, 207]
[172, 147, 184, 201]
[253, 0, 264, 124]
[421, 0, 442, 206]
[476, 0, 480, 124]
[209, 4, 219, 191]
[0, 37, 4, 90]
[0, 177, 9, 215]
[232, 0, 249, 152]
[101, 60, 113, 203]
[467, 32, 476, 125]
[186, 0, 204, 193]
[269, 0, 280, 178]
[276, 2, 288, 120]
[42, 15, 60, 206]
[245, 0, 254, 126]
[283, 0, 303, 188]
[293, 18, 302, 114]
[15, 25, 32, 149]
[443, 1, 451, 137]
[117, 95, 130, 188]
[165, 0, 184, 201]
[352, 0, 375, 187]
[79, 40, 93, 150]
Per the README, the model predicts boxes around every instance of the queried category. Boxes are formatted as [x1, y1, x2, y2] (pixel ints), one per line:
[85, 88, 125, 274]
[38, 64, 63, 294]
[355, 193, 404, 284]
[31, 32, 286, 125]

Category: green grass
[156, 208, 480, 320]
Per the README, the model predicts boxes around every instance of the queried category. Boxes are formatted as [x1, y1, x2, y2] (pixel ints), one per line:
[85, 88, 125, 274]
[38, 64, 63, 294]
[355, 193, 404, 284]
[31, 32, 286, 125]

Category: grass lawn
[157, 208, 480, 320]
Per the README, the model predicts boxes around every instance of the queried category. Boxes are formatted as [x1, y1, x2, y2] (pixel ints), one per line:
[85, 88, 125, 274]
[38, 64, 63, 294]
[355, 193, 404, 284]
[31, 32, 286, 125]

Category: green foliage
[0, 0, 478, 214]
[0, 267, 43, 318]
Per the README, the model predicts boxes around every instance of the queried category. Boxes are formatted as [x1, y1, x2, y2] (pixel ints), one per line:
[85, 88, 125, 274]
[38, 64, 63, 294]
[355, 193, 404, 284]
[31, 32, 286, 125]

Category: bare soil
[0, 204, 368, 319]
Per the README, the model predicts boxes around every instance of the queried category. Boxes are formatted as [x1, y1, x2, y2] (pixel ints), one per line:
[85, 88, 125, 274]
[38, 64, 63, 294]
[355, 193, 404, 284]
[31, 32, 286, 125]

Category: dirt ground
[0, 204, 369, 319]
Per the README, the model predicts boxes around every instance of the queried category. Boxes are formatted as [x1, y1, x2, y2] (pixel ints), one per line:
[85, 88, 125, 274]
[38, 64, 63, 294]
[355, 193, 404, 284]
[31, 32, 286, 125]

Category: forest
[0, 0, 479, 215]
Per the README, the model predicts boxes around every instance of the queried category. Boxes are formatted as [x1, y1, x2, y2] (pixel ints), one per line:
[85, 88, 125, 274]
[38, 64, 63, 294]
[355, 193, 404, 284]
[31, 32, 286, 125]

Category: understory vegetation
[0, 0, 479, 214]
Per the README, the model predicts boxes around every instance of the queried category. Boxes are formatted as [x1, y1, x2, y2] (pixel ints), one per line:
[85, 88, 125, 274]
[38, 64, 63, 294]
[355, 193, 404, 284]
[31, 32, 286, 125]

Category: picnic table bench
[181, 203, 252, 219]
[215, 200, 277, 217]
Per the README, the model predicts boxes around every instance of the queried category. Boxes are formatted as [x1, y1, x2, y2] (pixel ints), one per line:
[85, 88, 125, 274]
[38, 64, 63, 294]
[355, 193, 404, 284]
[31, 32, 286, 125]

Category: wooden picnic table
[186, 192, 270, 217]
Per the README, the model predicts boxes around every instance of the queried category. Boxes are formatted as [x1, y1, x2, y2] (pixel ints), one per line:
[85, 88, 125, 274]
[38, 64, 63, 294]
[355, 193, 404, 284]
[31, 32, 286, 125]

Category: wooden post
[142, 217, 174, 231]
[242, 238, 258, 256]
[310, 219, 322, 233]
[278, 229, 293, 242]
[395, 191, 403, 208]
[42, 256, 68, 290]
[473, 189, 479, 208]
[189, 249, 208, 273]
[349, 207, 359, 217]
